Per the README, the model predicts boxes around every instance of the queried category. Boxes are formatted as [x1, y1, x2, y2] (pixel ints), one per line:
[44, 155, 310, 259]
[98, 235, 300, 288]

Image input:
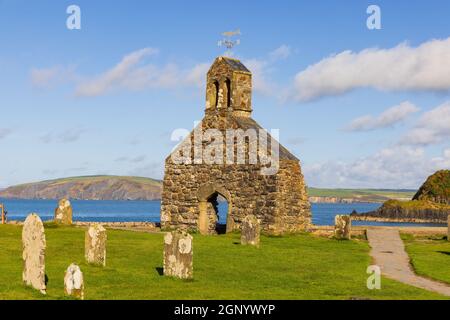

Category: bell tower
[205, 57, 252, 117]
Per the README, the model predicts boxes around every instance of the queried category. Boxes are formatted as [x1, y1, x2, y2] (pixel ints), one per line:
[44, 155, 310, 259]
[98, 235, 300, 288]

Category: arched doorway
[198, 184, 233, 235]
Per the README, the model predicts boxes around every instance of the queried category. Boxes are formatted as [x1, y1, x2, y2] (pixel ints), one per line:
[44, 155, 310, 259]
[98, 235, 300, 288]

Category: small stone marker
[335, 215, 352, 240]
[85, 224, 107, 266]
[447, 215, 450, 242]
[54, 198, 73, 225]
[197, 203, 209, 235]
[163, 231, 193, 279]
[64, 263, 84, 300]
[241, 215, 260, 246]
[22, 213, 46, 294]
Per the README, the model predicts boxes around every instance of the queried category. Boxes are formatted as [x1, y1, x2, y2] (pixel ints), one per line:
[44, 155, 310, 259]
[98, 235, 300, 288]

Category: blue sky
[0, 0, 449, 189]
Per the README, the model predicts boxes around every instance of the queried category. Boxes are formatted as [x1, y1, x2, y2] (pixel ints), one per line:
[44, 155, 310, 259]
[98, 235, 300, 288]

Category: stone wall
[160, 120, 311, 234]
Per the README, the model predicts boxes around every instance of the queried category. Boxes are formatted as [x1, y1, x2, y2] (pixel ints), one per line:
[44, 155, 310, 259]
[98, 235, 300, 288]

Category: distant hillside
[0, 176, 162, 200]
[413, 170, 450, 205]
[307, 187, 414, 203]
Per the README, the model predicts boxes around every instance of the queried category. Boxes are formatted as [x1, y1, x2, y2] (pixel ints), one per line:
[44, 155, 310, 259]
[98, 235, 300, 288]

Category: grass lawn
[403, 233, 450, 286]
[307, 187, 414, 202]
[0, 224, 445, 300]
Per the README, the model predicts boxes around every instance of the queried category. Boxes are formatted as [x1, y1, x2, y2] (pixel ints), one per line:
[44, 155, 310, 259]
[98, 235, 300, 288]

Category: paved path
[366, 228, 450, 296]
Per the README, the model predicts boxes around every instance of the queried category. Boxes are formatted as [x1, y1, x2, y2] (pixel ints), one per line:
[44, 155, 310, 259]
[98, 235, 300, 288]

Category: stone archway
[197, 183, 234, 234]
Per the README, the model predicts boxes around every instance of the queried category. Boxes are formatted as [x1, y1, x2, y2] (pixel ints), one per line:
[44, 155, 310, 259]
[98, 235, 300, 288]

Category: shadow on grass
[437, 251, 450, 256]
[155, 267, 164, 276]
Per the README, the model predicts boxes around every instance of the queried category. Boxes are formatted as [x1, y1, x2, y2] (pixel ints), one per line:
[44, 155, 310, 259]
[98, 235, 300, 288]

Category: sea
[0, 199, 445, 227]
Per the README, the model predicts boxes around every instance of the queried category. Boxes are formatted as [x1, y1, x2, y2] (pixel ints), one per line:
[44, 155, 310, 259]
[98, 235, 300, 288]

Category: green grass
[404, 234, 450, 285]
[307, 187, 415, 202]
[382, 199, 450, 210]
[0, 225, 445, 300]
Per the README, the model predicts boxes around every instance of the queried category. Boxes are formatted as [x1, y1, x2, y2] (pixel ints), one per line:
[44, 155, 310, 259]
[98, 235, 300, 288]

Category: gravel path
[367, 228, 450, 296]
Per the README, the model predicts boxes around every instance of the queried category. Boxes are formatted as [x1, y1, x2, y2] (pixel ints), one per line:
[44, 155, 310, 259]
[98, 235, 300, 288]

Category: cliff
[353, 170, 450, 223]
[352, 200, 450, 223]
[0, 176, 162, 200]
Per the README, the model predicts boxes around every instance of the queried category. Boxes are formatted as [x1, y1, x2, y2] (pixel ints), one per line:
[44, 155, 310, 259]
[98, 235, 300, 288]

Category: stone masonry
[22, 213, 46, 294]
[161, 57, 311, 235]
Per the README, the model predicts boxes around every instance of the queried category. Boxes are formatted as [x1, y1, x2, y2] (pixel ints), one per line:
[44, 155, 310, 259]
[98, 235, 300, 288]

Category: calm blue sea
[0, 199, 444, 227]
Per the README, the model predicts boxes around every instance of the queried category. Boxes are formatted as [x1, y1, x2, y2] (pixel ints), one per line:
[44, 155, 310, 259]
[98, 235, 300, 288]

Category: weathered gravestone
[334, 215, 352, 240]
[163, 231, 193, 279]
[85, 224, 107, 266]
[64, 263, 84, 300]
[241, 215, 260, 246]
[447, 215, 450, 242]
[54, 198, 73, 225]
[22, 213, 46, 294]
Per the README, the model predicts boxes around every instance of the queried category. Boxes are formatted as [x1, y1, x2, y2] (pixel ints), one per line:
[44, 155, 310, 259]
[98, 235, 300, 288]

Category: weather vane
[218, 29, 241, 56]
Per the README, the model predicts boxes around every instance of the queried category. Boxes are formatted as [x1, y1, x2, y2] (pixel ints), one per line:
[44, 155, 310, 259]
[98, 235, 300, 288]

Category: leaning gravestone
[64, 263, 84, 300]
[85, 224, 107, 266]
[54, 198, 73, 225]
[22, 213, 46, 294]
[241, 215, 260, 246]
[163, 231, 193, 279]
[334, 215, 352, 240]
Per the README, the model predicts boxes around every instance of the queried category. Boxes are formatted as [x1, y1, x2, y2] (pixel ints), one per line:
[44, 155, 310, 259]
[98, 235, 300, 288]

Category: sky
[0, 0, 449, 189]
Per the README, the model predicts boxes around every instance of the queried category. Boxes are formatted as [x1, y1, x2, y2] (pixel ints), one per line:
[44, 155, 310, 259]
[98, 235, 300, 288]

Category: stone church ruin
[161, 56, 311, 235]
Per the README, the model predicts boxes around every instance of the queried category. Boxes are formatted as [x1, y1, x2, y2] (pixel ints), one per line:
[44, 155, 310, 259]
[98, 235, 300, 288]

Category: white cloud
[401, 101, 450, 145]
[40, 128, 85, 144]
[75, 48, 159, 96]
[242, 58, 274, 96]
[31, 65, 76, 88]
[304, 146, 450, 189]
[269, 45, 291, 61]
[184, 63, 210, 88]
[0, 128, 12, 139]
[31, 46, 292, 98]
[74, 48, 211, 97]
[345, 101, 419, 132]
[292, 37, 450, 101]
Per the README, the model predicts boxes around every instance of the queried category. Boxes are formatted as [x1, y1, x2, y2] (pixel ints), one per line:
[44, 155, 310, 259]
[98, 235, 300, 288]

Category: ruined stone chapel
[161, 56, 311, 235]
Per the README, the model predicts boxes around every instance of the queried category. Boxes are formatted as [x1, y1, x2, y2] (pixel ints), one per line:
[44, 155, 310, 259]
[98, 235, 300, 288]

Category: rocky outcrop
[413, 170, 450, 205]
[352, 202, 450, 223]
[352, 170, 450, 223]
[0, 175, 162, 200]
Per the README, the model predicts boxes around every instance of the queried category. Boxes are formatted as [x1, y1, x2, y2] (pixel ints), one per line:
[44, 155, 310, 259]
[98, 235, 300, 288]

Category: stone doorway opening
[207, 192, 229, 234]
[198, 184, 233, 235]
